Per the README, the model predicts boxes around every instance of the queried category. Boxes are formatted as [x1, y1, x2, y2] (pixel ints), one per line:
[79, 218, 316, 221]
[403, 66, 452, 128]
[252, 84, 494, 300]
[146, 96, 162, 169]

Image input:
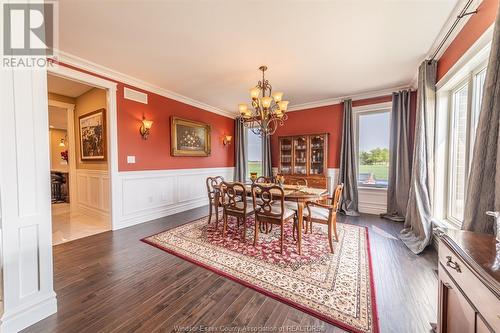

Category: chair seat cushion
[257, 205, 295, 220]
[303, 206, 331, 220]
[225, 201, 254, 214]
[268, 201, 297, 210]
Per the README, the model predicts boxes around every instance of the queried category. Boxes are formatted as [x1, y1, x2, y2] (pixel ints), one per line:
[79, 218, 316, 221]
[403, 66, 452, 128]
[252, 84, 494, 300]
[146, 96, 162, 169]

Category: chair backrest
[294, 178, 308, 187]
[255, 176, 273, 184]
[221, 181, 247, 213]
[251, 184, 284, 220]
[206, 176, 224, 200]
[331, 183, 344, 211]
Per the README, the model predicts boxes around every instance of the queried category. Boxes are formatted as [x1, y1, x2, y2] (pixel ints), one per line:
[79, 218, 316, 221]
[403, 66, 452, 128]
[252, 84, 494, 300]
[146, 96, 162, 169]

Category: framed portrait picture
[79, 109, 107, 160]
[171, 117, 211, 156]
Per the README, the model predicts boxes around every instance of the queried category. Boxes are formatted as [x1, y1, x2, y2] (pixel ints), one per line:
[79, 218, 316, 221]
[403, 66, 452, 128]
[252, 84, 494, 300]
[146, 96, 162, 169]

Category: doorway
[47, 74, 111, 244]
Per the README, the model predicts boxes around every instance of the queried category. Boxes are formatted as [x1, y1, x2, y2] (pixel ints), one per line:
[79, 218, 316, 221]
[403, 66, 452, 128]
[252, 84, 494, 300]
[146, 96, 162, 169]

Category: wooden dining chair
[296, 184, 343, 253]
[206, 176, 224, 227]
[293, 178, 308, 187]
[251, 184, 297, 254]
[220, 181, 254, 241]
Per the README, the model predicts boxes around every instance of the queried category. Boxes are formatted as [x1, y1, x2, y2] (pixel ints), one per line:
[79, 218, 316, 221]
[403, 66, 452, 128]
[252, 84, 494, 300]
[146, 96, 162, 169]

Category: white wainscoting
[358, 188, 387, 215]
[75, 169, 110, 219]
[114, 167, 234, 230]
[326, 168, 339, 195]
[327, 168, 387, 215]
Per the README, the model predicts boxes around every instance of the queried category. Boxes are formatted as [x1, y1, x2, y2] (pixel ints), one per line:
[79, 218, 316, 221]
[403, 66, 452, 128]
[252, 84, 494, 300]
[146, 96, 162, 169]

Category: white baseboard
[0, 292, 57, 333]
[114, 167, 233, 230]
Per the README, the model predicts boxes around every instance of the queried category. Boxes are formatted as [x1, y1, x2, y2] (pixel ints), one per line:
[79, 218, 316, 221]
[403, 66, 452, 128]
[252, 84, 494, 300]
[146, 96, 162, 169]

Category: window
[449, 83, 468, 222]
[447, 65, 487, 225]
[246, 128, 262, 177]
[355, 108, 391, 188]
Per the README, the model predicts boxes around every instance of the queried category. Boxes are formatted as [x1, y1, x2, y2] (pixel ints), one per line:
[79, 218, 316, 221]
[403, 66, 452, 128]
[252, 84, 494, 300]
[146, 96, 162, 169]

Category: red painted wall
[437, 0, 499, 81]
[271, 95, 393, 169]
[55, 62, 235, 171]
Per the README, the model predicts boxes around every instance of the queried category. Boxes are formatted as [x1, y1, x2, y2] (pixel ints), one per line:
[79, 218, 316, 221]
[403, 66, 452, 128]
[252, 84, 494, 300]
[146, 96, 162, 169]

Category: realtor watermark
[1, 1, 58, 69]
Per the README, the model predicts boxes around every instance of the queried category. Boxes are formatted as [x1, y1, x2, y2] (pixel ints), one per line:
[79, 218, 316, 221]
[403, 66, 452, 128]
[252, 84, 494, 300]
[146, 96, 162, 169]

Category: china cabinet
[278, 134, 328, 188]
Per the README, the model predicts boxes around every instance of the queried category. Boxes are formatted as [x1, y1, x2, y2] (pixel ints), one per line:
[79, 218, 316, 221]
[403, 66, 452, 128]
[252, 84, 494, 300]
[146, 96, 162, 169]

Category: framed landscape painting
[171, 117, 211, 156]
[79, 109, 106, 160]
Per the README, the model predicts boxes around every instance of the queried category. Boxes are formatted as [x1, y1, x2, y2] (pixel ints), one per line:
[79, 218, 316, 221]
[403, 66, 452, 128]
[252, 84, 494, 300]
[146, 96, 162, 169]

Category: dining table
[215, 182, 328, 255]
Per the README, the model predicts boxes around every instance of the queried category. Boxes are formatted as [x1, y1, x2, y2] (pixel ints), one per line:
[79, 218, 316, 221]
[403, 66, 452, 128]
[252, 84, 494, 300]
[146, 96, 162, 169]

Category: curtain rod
[428, 0, 478, 64]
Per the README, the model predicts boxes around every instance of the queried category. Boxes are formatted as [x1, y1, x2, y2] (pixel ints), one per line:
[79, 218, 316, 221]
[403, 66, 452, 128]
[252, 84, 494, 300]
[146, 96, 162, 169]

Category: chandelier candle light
[239, 66, 289, 137]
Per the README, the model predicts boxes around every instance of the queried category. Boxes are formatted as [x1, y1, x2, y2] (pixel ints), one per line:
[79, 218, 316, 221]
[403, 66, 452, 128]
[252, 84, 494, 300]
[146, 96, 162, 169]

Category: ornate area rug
[142, 215, 379, 333]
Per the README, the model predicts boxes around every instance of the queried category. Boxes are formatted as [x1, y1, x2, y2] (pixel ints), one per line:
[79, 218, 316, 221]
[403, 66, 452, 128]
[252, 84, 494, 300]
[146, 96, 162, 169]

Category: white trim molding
[114, 167, 234, 230]
[1, 61, 57, 331]
[48, 64, 120, 231]
[352, 102, 391, 215]
[55, 51, 235, 119]
[326, 168, 339, 195]
[56, 50, 410, 118]
[288, 87, 404, 112]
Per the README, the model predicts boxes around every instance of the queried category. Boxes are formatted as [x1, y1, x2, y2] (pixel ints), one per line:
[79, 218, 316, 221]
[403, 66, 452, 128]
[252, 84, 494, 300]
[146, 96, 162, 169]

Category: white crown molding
[436, 24, 493, 90]
[53, 50, 236, 119]
[409, 0, 483, 88]
[352, 101, 392, 113]
[287, 85, 409, 112]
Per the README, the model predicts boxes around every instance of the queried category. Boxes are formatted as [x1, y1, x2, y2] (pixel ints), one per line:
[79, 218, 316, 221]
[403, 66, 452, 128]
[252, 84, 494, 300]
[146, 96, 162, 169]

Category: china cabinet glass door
[309, 135, 325, 175]
[280, 137, 292, 174]
[293, 136, 307, 175]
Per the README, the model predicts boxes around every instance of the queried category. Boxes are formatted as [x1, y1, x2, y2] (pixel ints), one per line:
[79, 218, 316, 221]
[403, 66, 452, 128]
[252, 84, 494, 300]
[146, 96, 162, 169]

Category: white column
[0, 67, 57, 331]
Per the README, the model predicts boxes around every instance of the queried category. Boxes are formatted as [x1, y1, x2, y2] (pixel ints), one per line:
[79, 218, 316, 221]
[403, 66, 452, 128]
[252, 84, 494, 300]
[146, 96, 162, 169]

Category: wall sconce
[140, 116, 153, 140]
[58, 138, 66, 147]
[223, 134, 232, 146]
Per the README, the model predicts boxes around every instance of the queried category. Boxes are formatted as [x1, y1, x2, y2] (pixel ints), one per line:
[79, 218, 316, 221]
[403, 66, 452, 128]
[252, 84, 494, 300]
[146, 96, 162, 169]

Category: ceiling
[57, 0, 459, 113]
[48, 106, 67, 130]
[47, 74, 93, 98]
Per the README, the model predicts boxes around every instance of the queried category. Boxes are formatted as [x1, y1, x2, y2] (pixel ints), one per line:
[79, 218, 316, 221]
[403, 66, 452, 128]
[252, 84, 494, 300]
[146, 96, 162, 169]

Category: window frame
[353, 102, 392, 190]
[245, 126, 263, 181]
[445, 61, 487, 226]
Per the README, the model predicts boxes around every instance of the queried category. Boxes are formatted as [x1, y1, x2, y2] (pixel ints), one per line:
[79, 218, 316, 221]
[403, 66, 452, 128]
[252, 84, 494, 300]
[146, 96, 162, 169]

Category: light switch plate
[127, 156, 136, 164]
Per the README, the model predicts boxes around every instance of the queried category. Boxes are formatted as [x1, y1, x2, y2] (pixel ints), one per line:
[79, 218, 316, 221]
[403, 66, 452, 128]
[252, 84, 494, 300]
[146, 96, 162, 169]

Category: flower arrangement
[250, 172, 258, 182]
[275, 174, 285, 186]
[61, 150, 68, 162]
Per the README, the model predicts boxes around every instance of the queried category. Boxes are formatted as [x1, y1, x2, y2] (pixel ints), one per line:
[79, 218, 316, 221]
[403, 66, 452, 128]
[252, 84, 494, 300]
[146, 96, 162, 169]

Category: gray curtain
[234, 118, 248, 182]
[262, 134, 273, 178]
[382, 90, 412, 222]
[338, 99, 359, 216]
[462, 5, 500, 234]
[400, 60, 437, 254]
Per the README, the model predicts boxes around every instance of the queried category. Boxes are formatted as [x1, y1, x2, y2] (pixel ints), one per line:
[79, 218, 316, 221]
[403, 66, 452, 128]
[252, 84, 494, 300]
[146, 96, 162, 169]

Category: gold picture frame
[171, 117, 211, 156]
[79, 108, 107, 161]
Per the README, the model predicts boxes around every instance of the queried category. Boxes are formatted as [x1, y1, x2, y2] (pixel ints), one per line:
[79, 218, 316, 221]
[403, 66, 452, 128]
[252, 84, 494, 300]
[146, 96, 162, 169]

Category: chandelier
[238, 66, 289, 137]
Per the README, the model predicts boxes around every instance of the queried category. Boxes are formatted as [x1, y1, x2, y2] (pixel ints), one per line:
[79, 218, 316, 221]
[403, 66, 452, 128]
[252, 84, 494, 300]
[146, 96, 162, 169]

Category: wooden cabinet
[437, 229, 499, 333]
[278, 134, 328, 188]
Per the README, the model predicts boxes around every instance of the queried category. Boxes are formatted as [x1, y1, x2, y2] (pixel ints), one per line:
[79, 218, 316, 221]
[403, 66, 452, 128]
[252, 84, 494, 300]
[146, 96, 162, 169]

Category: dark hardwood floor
[23, 207, 438, 333]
